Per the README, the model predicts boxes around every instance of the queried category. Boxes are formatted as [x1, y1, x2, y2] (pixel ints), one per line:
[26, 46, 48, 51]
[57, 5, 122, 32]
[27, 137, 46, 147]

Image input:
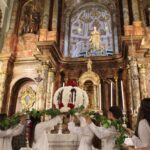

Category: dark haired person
[0, 114, 26, 150]
[87, 106, 123, 150]
[128, 98, 150, 148]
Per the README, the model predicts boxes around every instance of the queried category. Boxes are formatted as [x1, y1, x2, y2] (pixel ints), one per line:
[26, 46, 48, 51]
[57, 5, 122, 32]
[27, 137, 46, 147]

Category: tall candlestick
[72, 92, 74, 104]
[50, 82, 54, 108]
[121, 80, 126, 111]
[110, 81, 113, 107]
[99, 83, 102, 110]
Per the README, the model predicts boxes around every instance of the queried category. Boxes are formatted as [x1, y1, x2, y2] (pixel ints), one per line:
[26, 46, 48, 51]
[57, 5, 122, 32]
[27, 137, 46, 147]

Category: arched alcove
[79, 69, 100, 110]
[8, 78, 36, 115]
[64, 1, 120, 57]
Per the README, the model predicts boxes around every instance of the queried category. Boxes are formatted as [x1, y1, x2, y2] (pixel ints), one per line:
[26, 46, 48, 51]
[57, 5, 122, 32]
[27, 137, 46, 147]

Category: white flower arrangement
[53, 86, 89, 112]
[74, 87, 89, 108]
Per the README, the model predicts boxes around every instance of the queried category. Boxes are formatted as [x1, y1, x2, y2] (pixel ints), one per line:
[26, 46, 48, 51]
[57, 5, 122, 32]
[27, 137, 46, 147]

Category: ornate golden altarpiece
[0, 0, 149, 129]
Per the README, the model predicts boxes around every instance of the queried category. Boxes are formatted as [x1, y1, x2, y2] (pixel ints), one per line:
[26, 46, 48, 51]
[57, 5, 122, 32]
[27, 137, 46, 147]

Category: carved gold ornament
[20, 87, 36, 110]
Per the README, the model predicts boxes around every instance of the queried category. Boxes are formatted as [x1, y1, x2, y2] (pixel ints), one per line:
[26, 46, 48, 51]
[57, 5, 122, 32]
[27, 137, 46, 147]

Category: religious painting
[19, 0, 43, 35]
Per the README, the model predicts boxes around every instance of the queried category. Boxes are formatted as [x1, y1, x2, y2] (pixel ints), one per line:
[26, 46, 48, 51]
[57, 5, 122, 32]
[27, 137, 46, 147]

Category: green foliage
[68, 105, 85, 115]
[0, 105, 127, 149]
[29, 109, 45, 119]
[46, 108, 60, 117]
[0, 113, 20, 130]
[88, 112, 127, 149]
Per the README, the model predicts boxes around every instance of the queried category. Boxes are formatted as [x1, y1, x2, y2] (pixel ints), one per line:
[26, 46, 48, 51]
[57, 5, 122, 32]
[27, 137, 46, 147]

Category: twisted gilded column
[122, 0, 129, 25]
[46, 69, 55, 109]
[132, 0, 140, 21]
[129, 57, 140, 114]
[127, 65, 133, 114]
[138, 64, 147, 99]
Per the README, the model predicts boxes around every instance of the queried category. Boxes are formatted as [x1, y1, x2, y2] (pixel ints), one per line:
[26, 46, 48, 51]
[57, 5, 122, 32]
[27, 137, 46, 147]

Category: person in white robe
[87, 106, 123, 150]
[128, 147, 150, 150]
[0, 115, 26, 150]
[68, 115, 94, 150]
[126, 98, 150, 148]
[32, 115, 62, 150]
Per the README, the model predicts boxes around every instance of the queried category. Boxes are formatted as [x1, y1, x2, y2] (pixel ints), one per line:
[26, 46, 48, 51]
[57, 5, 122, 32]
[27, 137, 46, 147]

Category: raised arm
[36, 116, 62, 131]
[89, 122, 117, 139]
[132, 120, 150, 148]
[68, 121, 82, 135]
[11, 124, 24, 136]
[0, 124, 24, 137]
[0, 129, 13, 137]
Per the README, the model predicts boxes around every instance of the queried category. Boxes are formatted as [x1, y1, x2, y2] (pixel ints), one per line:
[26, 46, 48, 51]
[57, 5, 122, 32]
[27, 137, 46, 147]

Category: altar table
[47, 133, 80, 150]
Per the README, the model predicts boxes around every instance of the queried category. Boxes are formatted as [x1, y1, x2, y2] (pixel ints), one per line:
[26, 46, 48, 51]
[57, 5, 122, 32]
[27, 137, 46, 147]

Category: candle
[50, 82, 54, 108]
[99, 83, 102, 110]
[121, 80, 126, 111]
[110, 81, 113, 107]
[72, 92, 74, 104]
[63, 82, 65, 87]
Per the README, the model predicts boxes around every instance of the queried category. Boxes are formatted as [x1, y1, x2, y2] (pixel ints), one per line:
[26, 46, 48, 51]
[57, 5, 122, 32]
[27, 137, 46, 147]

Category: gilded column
[52, 0, 58, 31]
[138, 64, 147, 99]
[41, 0, 51, 29]
[38, 63, 49, 110]
[122, 0, 129, 25]
[132, 0, 140, 21]
[127, 65, 133, 114]
[139, 0, 146, 26]
[93, 85, 97, 110]
[0, 72, 7, 113]
[46, 69, 55, 109]
[148, 7, 150, 25]
[2, 0, 18, 52]
[9, 0, 18, 32]
[129, 57, 140, 114]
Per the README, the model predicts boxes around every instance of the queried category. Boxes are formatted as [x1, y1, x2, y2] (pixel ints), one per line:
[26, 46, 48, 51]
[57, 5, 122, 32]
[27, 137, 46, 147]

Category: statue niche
[79, 59, 100, 110]
[20, 0, 43, 35]
[83, 80, 94, 108]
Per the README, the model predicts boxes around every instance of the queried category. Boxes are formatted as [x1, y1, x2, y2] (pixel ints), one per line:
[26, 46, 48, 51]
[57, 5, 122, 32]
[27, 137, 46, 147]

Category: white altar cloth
[47, 133, 80, 150]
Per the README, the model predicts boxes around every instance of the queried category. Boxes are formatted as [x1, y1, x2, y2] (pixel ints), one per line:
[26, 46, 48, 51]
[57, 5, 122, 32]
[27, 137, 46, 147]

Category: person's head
[108, 106, 123, 121]
[138, 98, 150, 124]
[94, 26, 97, 31]
[135, 98, 150, 137]
[19, 114, 27, 125]
[44, 115, 51, 121]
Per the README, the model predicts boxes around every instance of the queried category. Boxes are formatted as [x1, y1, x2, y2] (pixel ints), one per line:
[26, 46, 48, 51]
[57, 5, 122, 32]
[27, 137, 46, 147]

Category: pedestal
[47, 133, 80, 150]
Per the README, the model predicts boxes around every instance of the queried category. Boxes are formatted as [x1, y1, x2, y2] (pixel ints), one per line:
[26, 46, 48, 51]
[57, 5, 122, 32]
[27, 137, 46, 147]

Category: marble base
[47, 133, 80, 150]
[20, 148, 32, 150]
